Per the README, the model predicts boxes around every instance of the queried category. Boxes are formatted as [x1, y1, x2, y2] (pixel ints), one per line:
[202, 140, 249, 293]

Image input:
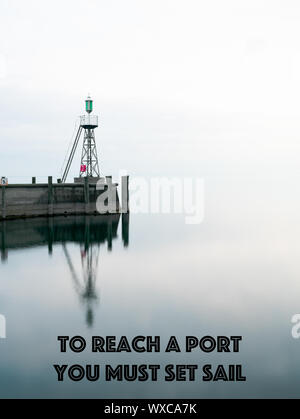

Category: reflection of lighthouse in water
[0, 214, 129, 326]
[63, 241, 100, 327]
[62, 214, 129, 327]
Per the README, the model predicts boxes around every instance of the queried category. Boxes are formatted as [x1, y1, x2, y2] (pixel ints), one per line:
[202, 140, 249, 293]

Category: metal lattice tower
[79, 96, 100, 177]
[61, 96, 101, 183]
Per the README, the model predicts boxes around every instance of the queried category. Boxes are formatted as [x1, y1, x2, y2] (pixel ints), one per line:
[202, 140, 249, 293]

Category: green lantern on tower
[85, 96, 93, 113]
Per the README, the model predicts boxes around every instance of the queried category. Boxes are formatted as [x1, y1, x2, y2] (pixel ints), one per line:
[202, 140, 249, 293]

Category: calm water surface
[0, 178, 300, 398]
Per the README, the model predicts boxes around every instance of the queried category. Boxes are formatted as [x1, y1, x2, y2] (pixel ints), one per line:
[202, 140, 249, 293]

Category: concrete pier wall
[0, 177, 128, 220]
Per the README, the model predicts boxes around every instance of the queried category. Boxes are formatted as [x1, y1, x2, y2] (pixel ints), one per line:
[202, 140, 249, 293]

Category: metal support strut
[61, 126, 83, 183]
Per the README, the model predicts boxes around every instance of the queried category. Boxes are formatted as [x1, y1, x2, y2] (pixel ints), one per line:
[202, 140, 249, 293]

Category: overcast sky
[1, 0, 300, 182]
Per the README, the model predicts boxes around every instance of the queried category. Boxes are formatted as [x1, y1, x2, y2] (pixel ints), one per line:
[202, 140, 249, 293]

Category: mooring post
[32, 177, 36, 184]
[1, 185, 6, 220]
[48, 176, 53, 216]
[121, 175, 129, 213]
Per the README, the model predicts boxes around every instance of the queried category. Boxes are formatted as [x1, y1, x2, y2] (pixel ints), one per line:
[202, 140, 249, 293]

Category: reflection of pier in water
[0, 214, 129, 326]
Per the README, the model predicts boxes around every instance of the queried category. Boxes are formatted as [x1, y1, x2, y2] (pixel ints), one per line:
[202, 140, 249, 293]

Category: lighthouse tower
[61, 96, 101, 183]
[79, 96, 100, 178]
